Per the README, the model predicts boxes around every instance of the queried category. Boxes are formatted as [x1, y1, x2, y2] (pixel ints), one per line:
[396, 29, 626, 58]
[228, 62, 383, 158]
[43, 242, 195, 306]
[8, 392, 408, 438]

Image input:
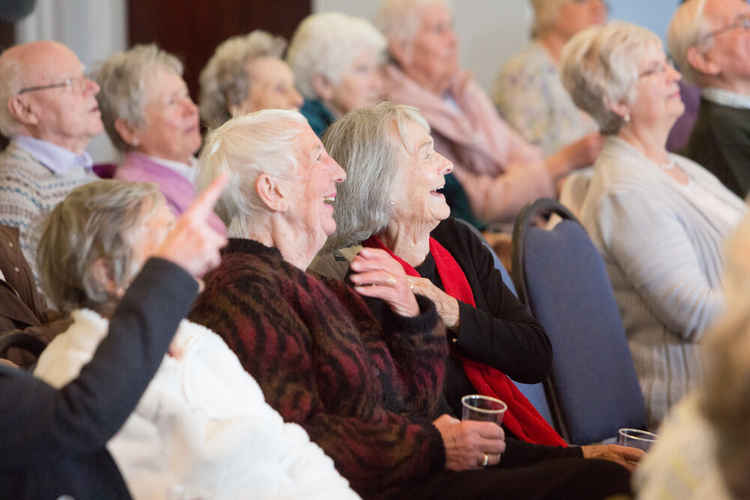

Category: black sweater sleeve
[0, 258, 198, 468]
[501, 437, 583, 467]
[432, 218, 552, 383]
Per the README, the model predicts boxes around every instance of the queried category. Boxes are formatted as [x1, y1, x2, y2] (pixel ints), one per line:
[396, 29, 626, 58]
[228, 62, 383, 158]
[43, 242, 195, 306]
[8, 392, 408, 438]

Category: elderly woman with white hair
[32, 179, 358, 500]
[94, 44, 224, 232]
[190, 108, 636, 500]
[560, 22, 746, 428]
[199, 30, 302, 129]
[287, 12, 386, 137]
[378, 0, 601, 228]
[494, 0, 606, 155]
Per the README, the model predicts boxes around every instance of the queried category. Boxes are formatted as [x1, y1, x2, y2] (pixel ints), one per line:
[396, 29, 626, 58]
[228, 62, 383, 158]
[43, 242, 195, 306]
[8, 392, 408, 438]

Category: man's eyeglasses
[16, 76, 89, 95]
[697, 14, 750, 45]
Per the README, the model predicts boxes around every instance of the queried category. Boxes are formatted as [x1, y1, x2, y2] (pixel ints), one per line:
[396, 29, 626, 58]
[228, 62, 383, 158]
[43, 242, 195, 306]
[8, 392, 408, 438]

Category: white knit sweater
[35, 309, 359, 500]
[579, 137, 746, 428]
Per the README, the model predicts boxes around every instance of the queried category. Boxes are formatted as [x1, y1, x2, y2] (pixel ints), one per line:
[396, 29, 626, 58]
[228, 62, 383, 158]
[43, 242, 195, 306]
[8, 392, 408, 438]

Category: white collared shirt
[701, 88, 750, 110]
[145, 155, 197, 184]
[13, 135, 93, 174]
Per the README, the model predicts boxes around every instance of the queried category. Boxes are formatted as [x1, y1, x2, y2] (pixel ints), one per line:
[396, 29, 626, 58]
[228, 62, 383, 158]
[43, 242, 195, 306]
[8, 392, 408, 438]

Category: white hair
[529, 0, 569, 38]
[287, 12, 386, 100]
[322, 102, 430, 250]
[377, 0, 453, 45]
[560, 22, 662, 135]
[667, 0, 713, 85]
[197, 109, 307, 237]
[199, 31, 287, 130]
[92, 44, 183, 152]
[0, 50, 25, 137]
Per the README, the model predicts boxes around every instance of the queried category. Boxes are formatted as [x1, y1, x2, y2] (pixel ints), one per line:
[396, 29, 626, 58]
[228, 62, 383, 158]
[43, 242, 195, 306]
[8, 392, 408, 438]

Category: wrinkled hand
[155, 173, 229, 278]
[581, 444, 645, 472]
[349, 248, 419, 317]
[433, 414, 506, 471]
[407, 276, 460, 328]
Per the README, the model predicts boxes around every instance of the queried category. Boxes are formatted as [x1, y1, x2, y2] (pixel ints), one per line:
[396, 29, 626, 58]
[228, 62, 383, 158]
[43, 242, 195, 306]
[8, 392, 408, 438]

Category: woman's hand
[581, 444, 645, 472]
[407, 276, 460, 328]
[349, 248, 419, 317]
[433, 414, 505, 470]
[155, 173, 229, 278]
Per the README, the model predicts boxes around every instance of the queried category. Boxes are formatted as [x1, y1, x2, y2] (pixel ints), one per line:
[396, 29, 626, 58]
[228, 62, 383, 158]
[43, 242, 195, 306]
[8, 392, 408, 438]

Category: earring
[624, 113, 631, 123]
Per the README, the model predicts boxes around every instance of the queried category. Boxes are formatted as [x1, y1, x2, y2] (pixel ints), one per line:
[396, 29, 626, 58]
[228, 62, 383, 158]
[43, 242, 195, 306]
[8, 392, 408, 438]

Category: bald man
[669, 0, 750, 198]
[0, 41, 102, 278]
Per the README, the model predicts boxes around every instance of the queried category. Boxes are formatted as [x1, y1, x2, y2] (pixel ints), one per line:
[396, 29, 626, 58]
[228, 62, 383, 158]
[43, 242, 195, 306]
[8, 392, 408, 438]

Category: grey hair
[560, 22, 662, 135]
[667, 0, 712, 85]
[702, 212, 750, 498]
[36, 180, 163, 314]
[0, 50, 25, 137]
[529, 0, 569, 38]
[287, 12, 386, 100]
[199, 31, 287, 130]
[322, 101, 430, 250]
[196, 109, 306, 237]
[92, 44, 183, 152]
[377, 0, 453, 45]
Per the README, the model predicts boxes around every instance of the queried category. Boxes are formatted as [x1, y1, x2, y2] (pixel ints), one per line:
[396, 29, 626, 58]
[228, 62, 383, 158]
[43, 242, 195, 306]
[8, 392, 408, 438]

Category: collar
[142, 153, 196, 183]
[701, 88, 750, 110]
[12, 135, 93, 174]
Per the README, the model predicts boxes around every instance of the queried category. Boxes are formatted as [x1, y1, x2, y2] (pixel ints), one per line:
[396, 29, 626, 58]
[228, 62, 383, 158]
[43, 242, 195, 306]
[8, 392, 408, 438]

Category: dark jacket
[683, 97, 750, 198]
[0, 258, 198, 499]
[300, 98, 336, 138]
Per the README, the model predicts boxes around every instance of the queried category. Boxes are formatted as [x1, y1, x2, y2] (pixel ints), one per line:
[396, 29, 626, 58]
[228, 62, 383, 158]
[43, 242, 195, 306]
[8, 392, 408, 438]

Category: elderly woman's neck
[617, 124, 671, 165]
[381, 220, 434, 267]
[229, 217, 320, 271]
[537, 32, 568, 64]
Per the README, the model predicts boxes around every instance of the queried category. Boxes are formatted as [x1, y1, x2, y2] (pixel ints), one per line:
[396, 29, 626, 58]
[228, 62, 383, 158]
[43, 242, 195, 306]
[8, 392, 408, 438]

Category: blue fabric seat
[511, 199, 646, 444]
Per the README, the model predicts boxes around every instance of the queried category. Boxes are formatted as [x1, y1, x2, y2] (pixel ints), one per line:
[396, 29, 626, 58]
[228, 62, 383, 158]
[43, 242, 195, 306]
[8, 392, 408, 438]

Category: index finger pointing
[186, 172, 229, 218]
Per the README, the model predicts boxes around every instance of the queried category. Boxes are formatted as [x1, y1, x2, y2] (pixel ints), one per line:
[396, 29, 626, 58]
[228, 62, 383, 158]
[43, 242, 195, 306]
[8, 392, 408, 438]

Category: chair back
[511, 198, 646, 444]
[453, 218, 554, 426]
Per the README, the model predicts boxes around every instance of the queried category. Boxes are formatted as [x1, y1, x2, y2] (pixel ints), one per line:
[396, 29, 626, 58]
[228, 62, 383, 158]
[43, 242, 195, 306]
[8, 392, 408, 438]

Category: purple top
[13, 135, 93, 174]
[115, 152, 226, 234]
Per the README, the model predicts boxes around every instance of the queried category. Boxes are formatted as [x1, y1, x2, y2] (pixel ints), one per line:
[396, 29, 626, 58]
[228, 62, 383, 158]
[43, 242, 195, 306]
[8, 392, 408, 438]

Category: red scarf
[364, 236, 566, 447]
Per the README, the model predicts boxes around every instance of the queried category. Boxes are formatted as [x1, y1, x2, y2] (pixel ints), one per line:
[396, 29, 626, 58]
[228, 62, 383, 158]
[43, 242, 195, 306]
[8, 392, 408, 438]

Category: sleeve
[501, 437, 583, 468]
[0, 258, 198, 467]
[597, 190, 723, 341]
[710, 109, 750, 196]
[196, 278, 446, 493]
[444, 221, 552, 383]
[454, 161, 555, 224]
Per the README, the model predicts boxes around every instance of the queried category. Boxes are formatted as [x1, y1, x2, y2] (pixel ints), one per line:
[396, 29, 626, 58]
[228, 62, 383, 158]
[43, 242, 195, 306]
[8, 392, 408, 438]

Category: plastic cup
[617, 428, 657, 451]
[461, 395, 507, 424]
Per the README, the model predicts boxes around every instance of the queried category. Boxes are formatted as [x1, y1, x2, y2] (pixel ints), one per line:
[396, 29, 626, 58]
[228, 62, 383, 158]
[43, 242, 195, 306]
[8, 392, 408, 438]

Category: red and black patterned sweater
[189, 239, 448, 499]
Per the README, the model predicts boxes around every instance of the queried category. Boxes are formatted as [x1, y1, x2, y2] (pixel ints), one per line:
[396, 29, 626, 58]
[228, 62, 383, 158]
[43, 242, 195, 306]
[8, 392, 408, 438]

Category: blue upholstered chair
[511, 198, 646, 444]
[453, 218, 555, 427]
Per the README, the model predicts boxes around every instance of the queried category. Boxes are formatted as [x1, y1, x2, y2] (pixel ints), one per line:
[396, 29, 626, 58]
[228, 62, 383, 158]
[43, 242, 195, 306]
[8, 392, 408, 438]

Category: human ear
[255, 173, 289, 212]
[114, 118, 141, 147]
[686, 45, 721, 77]
[388, 39, 411, 68]
[7, 95, 38, 126]
[311, 74, 334, 101]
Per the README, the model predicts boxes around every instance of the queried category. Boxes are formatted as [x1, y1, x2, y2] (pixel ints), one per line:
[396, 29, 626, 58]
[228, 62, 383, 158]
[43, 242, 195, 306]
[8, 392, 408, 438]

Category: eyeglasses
[697, 14, 750, 45]
[16, 76, 90, 95]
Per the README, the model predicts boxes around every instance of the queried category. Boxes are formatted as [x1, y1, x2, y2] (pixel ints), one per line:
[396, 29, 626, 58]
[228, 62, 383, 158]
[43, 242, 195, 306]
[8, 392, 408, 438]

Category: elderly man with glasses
[669, 0, 750, 198]
[0, 41, 102, 281]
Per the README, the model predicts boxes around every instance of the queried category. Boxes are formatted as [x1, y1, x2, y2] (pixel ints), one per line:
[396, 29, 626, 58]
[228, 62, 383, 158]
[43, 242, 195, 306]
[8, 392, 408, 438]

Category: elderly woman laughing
[189, 109, 635, 500]
[561, 22, 747, 427]
[32, 179, 357, 500]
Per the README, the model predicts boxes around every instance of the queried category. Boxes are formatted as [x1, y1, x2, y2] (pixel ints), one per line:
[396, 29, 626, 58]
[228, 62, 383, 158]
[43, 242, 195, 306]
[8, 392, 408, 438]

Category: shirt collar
[13, 135, 93, 174]
[144, 154, 196, 183]
[702, 88, 750, 110]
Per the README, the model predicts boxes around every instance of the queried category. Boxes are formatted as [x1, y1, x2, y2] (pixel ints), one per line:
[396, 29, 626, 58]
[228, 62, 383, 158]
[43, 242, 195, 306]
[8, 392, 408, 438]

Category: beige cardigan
[579, 137, 746, 428]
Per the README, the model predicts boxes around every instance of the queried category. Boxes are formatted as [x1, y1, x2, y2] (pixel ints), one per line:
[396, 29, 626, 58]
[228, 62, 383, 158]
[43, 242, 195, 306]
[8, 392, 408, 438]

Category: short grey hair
[199, 31, 287, 130]
[0, 50, 25, 137]
[92, 44, 183, 152]
[322, 101, 430, 250]
[560, 22, 662, 135]
[37, 180, 163, 314]
[197, 109, 306, 237]
[702, 212, 750, 498]
[529, 0, 568, 38]
[287, 12, 386, 100]
[377, 0, 453, 46]
[667, 0, 713, 85]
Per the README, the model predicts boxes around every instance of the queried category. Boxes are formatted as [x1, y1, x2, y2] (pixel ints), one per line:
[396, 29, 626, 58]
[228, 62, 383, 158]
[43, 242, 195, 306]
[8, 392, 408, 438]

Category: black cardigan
[0, 258, 198, 499]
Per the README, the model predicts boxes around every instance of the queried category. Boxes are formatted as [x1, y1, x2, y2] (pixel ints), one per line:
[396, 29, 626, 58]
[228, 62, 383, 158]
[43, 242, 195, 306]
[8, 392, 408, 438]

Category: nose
[668, 64, 682, 83]
[85, 77, 100, 96]
[184, 96, 199, 116]
[437, 152, 453, 175]
[329, 156, 346, 183]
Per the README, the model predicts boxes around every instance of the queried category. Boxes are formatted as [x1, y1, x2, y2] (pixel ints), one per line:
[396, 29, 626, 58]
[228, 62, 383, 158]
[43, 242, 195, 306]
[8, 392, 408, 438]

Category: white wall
[313, 0, 680, 95]
[15, 0, 127, 163]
